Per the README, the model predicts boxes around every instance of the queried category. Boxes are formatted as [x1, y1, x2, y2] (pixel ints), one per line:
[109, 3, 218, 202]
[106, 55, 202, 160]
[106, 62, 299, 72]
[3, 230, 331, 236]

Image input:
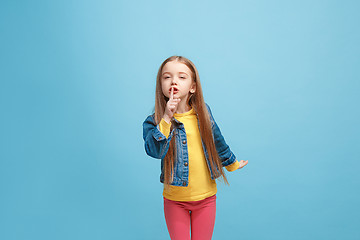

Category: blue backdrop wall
[1, 0, 359, 239]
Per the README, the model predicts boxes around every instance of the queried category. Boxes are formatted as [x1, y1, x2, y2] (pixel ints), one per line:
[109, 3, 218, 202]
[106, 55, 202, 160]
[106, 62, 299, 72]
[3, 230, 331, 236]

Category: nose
[171, 79, 178, 85]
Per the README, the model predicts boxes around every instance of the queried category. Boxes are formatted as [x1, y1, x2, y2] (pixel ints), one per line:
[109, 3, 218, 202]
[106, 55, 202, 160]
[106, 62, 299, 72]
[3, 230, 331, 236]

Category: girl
[142, 56, 248, 240]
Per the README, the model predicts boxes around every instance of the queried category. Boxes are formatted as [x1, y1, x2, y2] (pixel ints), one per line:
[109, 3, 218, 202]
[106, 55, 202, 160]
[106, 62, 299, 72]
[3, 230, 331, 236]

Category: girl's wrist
[163, 114, 172, 123]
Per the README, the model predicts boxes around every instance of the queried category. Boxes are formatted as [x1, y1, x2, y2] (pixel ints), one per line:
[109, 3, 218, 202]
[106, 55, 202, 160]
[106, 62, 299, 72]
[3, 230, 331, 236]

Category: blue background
[1, 0, 359, 239]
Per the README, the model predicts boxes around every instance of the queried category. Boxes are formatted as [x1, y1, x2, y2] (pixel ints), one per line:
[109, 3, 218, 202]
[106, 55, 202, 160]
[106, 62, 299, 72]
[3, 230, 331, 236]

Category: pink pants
[163, 194, 216, 240]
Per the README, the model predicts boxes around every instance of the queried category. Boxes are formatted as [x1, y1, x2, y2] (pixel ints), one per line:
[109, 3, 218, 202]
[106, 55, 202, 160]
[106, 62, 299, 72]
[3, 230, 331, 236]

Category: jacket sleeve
[225, 160, 240, 171]
[205, 103, 237, 167]
[142, 114, 174, 159]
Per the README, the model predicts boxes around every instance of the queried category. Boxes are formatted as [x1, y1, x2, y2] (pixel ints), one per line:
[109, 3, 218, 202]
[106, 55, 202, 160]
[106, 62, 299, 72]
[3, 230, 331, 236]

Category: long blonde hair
[154, 56, 229, 189]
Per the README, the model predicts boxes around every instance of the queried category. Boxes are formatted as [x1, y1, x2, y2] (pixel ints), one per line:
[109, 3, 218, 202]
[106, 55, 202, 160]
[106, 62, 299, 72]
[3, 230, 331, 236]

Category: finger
[238, 160, 248, 168]
[241, 161, 248, 167]
[169, 100, 178, 106]
[171, 98, 180, 104]
[170, 98, 180, 105]
[170, 87, 174, 100]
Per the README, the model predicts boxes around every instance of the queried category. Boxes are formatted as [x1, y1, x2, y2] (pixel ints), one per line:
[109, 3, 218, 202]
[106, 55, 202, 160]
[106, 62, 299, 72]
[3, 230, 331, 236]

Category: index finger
[170, 87, 174, 100]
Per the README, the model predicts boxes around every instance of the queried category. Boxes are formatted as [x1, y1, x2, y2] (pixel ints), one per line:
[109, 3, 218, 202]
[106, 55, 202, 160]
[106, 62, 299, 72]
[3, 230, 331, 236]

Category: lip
[169, 87, 179, 93]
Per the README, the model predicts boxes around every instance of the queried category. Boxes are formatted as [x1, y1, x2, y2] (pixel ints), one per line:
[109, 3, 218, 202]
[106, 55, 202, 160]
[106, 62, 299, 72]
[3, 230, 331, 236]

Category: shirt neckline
[174, 107, 195, 117]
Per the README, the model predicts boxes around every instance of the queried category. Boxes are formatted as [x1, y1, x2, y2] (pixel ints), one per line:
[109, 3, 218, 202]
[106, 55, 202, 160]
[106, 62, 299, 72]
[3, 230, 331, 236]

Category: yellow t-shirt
[159, 107, 240, 201]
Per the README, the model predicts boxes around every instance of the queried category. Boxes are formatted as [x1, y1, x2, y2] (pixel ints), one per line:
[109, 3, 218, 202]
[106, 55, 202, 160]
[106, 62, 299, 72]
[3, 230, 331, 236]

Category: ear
[190, 83, 196, 93]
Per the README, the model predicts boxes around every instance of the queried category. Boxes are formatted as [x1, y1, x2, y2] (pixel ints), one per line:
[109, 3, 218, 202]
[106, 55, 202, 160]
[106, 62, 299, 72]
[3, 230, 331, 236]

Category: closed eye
[164, 76, 185, 79]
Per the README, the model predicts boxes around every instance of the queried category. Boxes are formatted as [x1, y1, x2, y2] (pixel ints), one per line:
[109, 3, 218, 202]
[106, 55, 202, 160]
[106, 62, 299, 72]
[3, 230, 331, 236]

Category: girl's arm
[205, 103, 237, 167]
[142, 114, 174, 159]
[143, 88, 181, 159]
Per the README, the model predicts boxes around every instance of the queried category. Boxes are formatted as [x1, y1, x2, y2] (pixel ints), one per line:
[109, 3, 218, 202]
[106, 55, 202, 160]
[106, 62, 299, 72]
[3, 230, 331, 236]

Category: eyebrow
[162, 72, 189, 76]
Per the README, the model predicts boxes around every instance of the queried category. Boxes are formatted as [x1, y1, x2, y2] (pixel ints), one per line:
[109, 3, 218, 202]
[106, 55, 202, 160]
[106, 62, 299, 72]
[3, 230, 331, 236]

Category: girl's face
[161, 61, 196, 100]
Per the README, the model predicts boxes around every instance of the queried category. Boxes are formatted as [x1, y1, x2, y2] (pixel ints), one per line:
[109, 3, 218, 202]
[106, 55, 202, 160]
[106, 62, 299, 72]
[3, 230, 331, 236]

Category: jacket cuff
[221, 152, 237, 167]
[225, 160, 240, 172]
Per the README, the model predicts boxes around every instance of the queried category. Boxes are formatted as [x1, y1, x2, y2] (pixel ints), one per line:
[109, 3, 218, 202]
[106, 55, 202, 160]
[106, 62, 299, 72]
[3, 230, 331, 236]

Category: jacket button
[184, 162, 188, 166]
[182, 140, 186, 144]
[182, 181, 186, 186]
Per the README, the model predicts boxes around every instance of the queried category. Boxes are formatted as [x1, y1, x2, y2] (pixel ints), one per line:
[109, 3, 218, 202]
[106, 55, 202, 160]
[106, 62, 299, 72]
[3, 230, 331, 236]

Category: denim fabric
[142, 103, 236, 187]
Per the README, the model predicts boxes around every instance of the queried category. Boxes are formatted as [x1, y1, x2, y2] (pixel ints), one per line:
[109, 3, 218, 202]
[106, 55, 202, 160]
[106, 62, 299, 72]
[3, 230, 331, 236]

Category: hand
[163, 87, 181, 122]
[237, 160, 248, 169]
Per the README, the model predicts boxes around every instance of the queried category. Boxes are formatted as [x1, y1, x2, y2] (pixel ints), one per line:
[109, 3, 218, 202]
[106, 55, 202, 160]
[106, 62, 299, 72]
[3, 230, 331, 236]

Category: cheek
[161, 84, 168, 96]
[161, 83, 167, 92]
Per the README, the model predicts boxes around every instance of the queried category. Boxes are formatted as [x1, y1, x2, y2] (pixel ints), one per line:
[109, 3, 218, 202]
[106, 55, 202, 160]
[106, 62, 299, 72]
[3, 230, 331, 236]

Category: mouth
[169, 87, 179, 94]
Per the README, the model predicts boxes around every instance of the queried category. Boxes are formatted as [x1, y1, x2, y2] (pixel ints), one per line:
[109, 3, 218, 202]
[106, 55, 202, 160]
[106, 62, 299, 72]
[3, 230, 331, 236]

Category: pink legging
[163, 194, 216, 240]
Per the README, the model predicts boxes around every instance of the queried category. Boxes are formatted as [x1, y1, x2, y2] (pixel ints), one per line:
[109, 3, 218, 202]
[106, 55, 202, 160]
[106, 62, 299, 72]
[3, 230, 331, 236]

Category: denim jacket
[142, 103, 237, 187]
